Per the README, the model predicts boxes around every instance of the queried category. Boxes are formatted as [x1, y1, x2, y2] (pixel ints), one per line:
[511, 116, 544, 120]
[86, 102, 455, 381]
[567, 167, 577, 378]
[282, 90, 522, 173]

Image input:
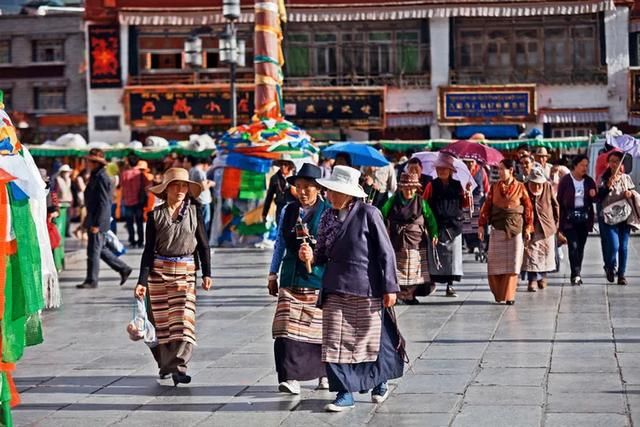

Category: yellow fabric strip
[255, 75, 281, 86]
[255, 101, 278, 116]
[255, 25, 280, 37]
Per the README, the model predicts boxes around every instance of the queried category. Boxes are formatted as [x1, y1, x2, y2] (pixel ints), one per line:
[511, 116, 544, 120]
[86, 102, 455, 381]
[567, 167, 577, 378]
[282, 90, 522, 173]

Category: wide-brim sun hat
[527, 167, 548, 184]
[58, 164, 72, 173]
[535, 147, 551, 158]
[316, 165, 368, 199]
[434, 152, 458, 172]
[86, 148, 107, 165]
[148, 167, 203, 199]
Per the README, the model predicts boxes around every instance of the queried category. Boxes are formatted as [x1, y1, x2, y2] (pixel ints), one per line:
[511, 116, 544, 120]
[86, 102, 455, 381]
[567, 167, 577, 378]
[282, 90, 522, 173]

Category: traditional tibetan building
[84, 0, 633, 144]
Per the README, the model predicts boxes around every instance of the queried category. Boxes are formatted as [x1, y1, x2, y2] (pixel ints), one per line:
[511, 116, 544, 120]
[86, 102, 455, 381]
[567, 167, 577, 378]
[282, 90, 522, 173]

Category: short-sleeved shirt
[189, 167, 212, 204]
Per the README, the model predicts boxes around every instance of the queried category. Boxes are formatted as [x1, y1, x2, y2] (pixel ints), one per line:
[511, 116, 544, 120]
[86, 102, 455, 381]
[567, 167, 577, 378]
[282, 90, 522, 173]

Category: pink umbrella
[440, 140, 504, 166]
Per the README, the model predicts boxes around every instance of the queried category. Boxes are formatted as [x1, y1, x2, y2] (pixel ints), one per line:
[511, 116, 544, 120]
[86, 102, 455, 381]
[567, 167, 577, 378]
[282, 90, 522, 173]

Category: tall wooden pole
[254, 0, 285, 120]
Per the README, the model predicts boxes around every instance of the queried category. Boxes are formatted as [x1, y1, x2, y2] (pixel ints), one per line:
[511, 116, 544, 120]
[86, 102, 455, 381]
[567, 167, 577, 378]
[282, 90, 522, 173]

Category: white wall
[537, 85, 609, 110]
[86, 23, 131, 143]
[384, 17, 450, 139]
[429, 17, 450, 138]
[604, 6, 630, 124]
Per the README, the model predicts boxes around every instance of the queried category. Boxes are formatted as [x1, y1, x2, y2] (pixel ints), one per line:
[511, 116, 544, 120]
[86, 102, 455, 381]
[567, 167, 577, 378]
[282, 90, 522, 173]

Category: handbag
[603, 199, 632, 225]
[602, 178, 632, 225]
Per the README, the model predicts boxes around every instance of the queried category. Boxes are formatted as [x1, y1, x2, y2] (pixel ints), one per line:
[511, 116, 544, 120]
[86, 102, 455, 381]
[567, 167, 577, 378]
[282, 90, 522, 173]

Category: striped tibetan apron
[148, 255, 197, 346]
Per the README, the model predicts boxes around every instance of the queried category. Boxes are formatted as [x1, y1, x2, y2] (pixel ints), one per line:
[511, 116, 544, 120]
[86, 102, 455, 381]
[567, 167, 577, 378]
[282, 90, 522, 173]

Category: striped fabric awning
[539, 108, 610, 124]
[118, 0, 615, 25]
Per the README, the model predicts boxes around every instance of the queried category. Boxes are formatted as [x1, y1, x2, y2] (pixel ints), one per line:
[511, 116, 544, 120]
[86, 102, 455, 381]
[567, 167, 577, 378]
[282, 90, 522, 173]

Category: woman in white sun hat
[298, 165, 405, 412]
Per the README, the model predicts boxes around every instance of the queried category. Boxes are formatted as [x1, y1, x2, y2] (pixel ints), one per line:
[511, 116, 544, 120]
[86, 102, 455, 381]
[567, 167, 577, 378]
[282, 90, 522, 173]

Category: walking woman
[556, 155, 597, 286]
[461, 159, 489, 256]
[298, 166, 404, 412]
[521, 168, 559, 292]
[135, 168, 212, 385]
[597, 151, 638, 285]
[267, 164, 329, 394]
[479, 159, 533, 305]
[423, 153, 470, 298]
[381, 172, 438, 304]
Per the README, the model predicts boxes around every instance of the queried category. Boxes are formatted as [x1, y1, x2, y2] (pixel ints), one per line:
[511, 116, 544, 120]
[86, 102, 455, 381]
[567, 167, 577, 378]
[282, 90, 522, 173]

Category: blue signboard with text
[438, 85, 536, 124]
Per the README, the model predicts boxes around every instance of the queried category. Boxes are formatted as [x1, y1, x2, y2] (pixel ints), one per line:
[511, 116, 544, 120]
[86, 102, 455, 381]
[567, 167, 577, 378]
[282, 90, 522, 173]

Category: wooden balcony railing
[126, 71, 430, 88]
[450, 67, 608, 85]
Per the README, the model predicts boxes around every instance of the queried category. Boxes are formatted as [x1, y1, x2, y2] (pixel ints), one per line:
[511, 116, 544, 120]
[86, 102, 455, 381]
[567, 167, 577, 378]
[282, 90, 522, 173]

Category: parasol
[322, 142, 389, 167]
[411, 151, 477, 191]
[440, 140, 504, 166]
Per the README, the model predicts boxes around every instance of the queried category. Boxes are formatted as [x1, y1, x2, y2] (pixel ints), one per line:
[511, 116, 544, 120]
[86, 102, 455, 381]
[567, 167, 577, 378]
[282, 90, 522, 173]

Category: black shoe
[172, 373, 191, 386]
[404, 298, 420, 305]
[136, 242, 145, 249]
[618, 276, 628, 286]
[506, 300, 515, 305]
[76, 282, 97, 289]
[120, 268, 132, 286]
[159, 373, 170, 380]
[605, 268, 616, 283]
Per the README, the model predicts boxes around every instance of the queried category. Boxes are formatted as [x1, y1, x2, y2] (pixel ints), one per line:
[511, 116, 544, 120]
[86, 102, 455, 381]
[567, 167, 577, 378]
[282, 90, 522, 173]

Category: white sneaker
[316, 377, 329, 390]
[278, 380, 300, 395]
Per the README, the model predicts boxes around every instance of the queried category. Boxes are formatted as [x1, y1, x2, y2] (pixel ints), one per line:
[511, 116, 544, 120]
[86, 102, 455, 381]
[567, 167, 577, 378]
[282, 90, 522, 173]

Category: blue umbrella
[322, 142, 389, 167]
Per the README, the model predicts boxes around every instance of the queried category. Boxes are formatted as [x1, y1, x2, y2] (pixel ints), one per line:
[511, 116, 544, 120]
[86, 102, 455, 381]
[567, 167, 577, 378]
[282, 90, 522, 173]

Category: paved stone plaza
[11, 236, 640, 426]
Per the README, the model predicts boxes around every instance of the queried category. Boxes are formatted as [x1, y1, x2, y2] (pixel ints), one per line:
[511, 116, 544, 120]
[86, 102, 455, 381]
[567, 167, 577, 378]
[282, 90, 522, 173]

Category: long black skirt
[325, 312, 405, 392]
[274, 337, 325, 383]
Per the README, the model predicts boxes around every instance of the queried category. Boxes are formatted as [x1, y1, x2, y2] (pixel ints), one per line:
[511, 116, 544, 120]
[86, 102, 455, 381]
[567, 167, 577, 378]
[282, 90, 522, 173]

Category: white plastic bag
[127, 299, 157, 348]
[106, 229, 126, 256]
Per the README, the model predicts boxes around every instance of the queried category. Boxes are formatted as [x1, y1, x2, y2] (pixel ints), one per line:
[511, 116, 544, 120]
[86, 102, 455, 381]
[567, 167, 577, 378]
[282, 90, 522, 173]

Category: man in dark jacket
[77, 148, 132, 289]
[262, 160, 295, 224]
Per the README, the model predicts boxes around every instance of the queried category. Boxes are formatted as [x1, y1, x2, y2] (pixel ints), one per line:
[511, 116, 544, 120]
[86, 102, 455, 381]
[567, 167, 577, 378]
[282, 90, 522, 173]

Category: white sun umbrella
[411, 151, 477, 192]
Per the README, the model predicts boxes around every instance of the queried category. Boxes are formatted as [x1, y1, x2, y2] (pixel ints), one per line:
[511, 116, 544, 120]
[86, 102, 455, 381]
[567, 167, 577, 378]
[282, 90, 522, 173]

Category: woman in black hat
[267, 163, 330, 394]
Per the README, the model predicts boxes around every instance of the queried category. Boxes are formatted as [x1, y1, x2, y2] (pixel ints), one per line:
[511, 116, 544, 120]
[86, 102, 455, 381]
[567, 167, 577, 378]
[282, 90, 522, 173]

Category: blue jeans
[124, 204, 144, 245]
[200, 203, 211, 237]
[599, 220, 631, 275]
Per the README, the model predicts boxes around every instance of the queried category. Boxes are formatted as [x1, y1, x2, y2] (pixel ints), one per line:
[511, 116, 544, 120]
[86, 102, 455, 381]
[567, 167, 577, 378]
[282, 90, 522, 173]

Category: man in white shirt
[185, 157, 214, 235]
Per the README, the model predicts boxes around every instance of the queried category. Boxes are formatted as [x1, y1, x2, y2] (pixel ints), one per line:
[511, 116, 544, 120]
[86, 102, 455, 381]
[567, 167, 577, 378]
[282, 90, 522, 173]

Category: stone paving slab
[453, 405, 542, 427]
[11, 235, 640, 426]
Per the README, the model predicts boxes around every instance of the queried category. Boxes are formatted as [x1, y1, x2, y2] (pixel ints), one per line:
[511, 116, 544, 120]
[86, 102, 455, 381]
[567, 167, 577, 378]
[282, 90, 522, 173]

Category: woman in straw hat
[423, 152, 471, 298]
[134, 168, 212, 386]
[298, 165, 404, 412]
[478, 159, 533, 305]
[267, 163, 330, 395]
[521, 167, 559, 292]
[381, 172, 438, 304]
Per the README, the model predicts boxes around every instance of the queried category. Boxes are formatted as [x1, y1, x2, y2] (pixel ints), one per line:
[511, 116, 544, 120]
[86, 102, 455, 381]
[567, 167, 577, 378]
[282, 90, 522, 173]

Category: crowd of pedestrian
[35, 140, 638, 413]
